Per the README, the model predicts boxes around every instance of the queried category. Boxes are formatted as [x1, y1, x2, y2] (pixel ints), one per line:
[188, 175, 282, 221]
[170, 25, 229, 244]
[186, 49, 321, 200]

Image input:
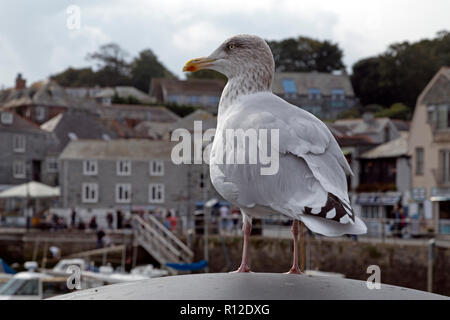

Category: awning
[356, 195, 401, 206]
[431, 196, 450, 202]
[0, 181, 60, 199]
[0, 258, 16, 274]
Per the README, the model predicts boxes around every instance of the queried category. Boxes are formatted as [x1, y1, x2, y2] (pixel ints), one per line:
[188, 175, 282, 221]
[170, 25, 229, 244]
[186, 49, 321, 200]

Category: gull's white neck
[218, 69, 273, 119]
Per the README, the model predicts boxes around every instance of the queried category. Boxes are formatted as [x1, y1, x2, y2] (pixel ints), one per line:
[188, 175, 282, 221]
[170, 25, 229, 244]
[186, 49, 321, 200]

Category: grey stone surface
[51, 272, 449, 300]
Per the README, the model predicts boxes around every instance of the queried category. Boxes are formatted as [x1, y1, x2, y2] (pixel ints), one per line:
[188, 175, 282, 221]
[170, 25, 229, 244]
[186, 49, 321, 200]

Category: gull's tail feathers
[299, 214, 367, 237]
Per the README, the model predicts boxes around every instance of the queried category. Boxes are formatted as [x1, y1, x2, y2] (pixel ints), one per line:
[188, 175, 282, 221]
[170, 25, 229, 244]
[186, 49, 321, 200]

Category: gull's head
[183, 34, 274, 82]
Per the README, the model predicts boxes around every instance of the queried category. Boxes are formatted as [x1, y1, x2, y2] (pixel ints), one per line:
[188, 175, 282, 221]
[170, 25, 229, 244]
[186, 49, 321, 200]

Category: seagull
[183, 34, 367, 274]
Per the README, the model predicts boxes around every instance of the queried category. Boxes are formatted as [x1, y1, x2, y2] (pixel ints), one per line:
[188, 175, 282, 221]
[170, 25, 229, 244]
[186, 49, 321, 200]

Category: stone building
[0, 111, 59, 190]
[408, 66, 450, 235]
[0, 74, 96, 125]
[58, 139, 215, 229]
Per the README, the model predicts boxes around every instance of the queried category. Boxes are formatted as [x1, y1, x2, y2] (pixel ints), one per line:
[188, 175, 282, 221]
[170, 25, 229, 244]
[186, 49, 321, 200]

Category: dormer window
[1, 112, 13, 124]
[308, 88, 321, 100]
[35, 106, 45, 121]
[331, 89, 345, 101]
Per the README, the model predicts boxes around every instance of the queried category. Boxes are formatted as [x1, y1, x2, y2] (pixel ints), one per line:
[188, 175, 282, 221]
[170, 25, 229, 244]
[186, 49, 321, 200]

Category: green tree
[267, 36, 345, 72]
[374, 103, 411, 120]
[85, 43, 132, 86]
[351, 30, 450, 110]
[50, 67, 97, 87]
[186, 69, 227, 81]
[131, 49, 175, 92]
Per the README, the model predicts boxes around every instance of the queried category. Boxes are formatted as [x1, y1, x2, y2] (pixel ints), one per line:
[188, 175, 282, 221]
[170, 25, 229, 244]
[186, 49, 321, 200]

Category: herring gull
[183, 34, 367, 273]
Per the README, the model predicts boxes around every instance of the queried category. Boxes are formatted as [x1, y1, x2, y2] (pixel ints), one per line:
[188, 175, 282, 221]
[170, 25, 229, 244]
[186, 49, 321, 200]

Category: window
[115, 184, 131, 203]
[168, 95, 178, 103]
[82, 183, 98, 203]
[117, 160, 131, 176]
[439, 150, 450, 184]
[189, 96, 200, 105]
[308, 88, 321, 100]
[1, 112, 13, 124]
[13, 135, 26, 153]
[35, 106, 45, 121]
[331, 89, 345, 101]
[428, 104, 450, 130]
[437, 105, 448, 129]
[46, 158, 58, 173]
[83, 160, 98, 175]
[282, 79, 297, 94]
[149, 160, 164, 176]
[149, 184, 164, 203]
[13, 161, 26, 179]
[415, 147, 424, 176]
[208, 96, 220, 105]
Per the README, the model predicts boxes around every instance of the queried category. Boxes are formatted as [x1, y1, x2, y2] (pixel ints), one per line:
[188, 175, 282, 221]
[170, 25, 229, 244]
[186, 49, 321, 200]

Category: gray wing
[210, 92, 366, 235]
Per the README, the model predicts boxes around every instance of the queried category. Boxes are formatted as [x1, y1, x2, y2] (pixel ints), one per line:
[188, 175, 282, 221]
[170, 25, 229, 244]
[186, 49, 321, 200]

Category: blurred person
[78, 219, 86, 230]
[89, 216, 98, 230]
[49, 246, 61, 259]
[106, 212, 114, 229]
[391, 204, 406, 238]
[167, 212, 178, 233]
[70, 209, 77, 228]
[96, 228, 105, 248]
[116, 210, 123, 229]
[103, 234, 112, 248]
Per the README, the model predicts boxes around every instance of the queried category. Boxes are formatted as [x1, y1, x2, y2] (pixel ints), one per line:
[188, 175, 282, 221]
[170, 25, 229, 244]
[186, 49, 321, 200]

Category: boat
[0, 262, 70, 300]
[130, 264, 169, 278]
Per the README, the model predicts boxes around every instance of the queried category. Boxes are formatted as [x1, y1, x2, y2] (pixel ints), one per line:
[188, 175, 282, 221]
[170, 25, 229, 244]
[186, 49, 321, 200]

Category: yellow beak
[182, 57, 216, 72]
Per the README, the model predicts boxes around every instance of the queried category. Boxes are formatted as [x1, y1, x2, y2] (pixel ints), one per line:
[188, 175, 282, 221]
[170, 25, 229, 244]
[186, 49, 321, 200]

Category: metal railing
[131, 215, 193, 273]
[183, 215, 449, 238]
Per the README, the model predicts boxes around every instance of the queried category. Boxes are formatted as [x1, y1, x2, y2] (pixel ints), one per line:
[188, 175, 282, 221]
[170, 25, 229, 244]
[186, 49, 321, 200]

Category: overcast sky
[1, 0, 449, 88]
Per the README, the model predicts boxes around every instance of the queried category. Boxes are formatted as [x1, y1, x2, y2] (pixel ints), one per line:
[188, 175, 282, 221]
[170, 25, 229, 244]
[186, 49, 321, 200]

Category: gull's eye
[227, 43, 235, 50]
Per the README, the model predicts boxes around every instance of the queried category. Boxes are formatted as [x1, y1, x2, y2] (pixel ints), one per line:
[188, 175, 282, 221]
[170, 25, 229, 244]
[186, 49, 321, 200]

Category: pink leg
[231, 218, 252, 273]
[285, 219, 303, 274]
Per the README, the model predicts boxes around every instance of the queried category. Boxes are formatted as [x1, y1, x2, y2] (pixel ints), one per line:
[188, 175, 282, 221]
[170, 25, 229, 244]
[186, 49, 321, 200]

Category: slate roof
[60, 139, 175, 160]
[0, 80, 97, 110]
[170, 109, 217, 132]
[0, 111, 48, 134]
[97, 104, 180, 123]
[273, 72, 355, 96]
[150, 78, 225, 102]
[360, 132, 409, 159]
[96, 86, 155, 104]
[334, 117, 391, 135]
[40, 111, 117, 152]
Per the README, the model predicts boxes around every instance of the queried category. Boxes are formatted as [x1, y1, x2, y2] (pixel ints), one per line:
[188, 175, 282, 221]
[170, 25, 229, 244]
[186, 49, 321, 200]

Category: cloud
[0, 0, 449, 87]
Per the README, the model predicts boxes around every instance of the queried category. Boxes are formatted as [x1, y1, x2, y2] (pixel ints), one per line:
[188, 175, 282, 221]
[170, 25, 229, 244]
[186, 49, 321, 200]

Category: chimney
[15, 73, 26, 90]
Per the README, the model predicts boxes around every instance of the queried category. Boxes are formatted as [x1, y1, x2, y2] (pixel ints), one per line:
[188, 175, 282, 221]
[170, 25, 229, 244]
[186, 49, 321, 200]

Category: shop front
[431, 187, 450, 234]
